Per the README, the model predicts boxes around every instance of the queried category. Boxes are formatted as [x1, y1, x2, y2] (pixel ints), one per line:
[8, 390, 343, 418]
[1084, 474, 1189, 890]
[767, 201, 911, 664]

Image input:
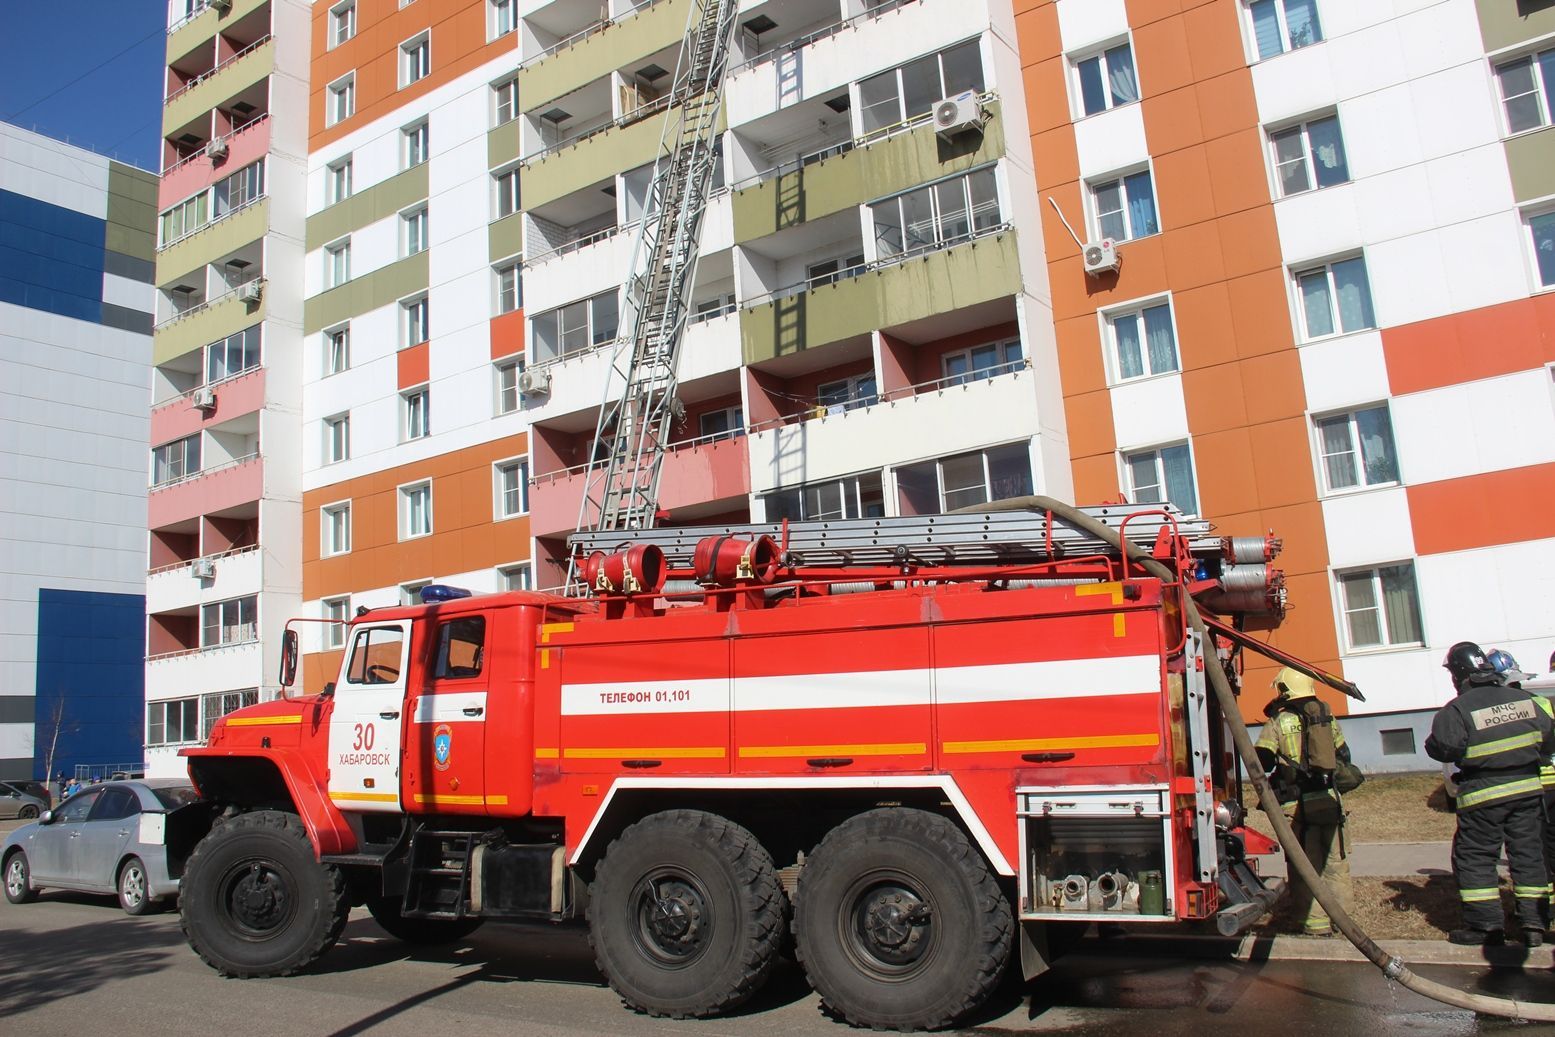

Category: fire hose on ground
[1008, 496, 1555, 1022]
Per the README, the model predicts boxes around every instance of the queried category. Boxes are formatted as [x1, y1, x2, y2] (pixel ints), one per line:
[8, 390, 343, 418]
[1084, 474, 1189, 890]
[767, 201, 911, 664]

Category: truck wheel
[180, 811, 349, 977]
[118, 856, 155, 916]
[366, 897, 483, 945]
[589, 809, 784, 1018]
[4, 850, 36, 904]
[793, 808, 1012, 1031]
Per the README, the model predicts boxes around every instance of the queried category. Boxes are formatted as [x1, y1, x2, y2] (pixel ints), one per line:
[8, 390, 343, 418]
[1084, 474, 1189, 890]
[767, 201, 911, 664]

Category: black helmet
[1443, 641, 1491, 684]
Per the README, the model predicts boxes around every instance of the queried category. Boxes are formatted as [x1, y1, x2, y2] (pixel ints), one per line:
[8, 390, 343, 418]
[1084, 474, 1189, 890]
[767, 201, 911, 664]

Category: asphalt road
[6, 889, 1555, 1037]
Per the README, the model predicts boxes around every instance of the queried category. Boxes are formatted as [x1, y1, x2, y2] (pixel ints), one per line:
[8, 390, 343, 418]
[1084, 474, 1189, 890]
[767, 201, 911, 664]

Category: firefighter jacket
[1426, 673, 1555, 811]
[1254, 704, 1348, 811]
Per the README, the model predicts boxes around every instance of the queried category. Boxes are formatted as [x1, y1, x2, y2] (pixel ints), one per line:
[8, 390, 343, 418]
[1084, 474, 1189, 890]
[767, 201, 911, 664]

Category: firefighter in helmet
[1255, 666, 1353, 937]
[1427, 641, 1555, 945]
[1487, 648, 1555, 932]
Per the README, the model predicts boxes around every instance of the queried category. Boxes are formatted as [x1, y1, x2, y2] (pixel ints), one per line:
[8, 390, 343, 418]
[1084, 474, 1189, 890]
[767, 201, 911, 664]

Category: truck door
[328, 622, 409, 812]
[404, 614, 489, 815]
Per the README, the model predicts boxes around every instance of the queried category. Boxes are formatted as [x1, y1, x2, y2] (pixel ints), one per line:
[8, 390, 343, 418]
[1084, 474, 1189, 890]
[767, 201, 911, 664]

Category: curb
[1084, 932, 1555, 967]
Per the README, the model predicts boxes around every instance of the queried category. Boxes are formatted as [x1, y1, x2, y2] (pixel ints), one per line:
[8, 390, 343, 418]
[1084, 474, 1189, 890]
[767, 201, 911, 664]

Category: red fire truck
[173, 504, 1318, 1031]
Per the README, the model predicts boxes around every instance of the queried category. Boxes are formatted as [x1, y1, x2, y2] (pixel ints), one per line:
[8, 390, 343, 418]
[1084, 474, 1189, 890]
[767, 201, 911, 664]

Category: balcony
[749, 363, 1039, 494]
[151, 366, 265, 445]
[160, 114, 270, 209]
[529, 430, 751, 536]
[167, 0, 270, 63]
[519, 0, 688, 116]
[740, 227, 1019, 366]
[149, 452, 263, 530]
[521, 103, 671, 210]
[164, 36, 274, 140]
[154, 277, 266, 365]
[156, 197, 269, 288]
[147, 544, 261, 615]
[145, 638, 262, 700]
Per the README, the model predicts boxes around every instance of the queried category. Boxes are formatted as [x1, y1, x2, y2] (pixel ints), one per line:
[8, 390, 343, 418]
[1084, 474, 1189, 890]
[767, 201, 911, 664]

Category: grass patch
[1240, 771, 1456, 844]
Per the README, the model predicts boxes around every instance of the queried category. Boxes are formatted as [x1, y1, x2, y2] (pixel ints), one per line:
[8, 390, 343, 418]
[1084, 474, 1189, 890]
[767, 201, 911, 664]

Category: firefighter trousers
[1284, 805, 1352, 935]
[1544, 790, 1555, 921]
[1452, 794, 1548, 932]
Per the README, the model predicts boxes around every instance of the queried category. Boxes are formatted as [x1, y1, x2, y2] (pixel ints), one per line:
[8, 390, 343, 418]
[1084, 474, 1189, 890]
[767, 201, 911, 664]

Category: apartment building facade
[1016, 0, 1555, 767]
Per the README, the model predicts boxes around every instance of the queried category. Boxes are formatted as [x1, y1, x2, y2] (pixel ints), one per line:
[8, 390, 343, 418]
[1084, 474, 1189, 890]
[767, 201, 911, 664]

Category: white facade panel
[102, 273, 155, 314]
[1072, 103, 1148, 181]
[146, 549, 263, 615]
[1108, 373, 1189, 452]
[1296, 330, 1390, 413]
[525, 230, 635, 313]
[0, 124, 110, 218]
[1416, 539, 1555, 659]
[1391, 371, 1555, 486]
[1271, 183, 1362, 267]
[145, 642, 264, 701]
[1054, 0, 1129, 53]
[1320, 488, 1415, 570]
[1340, 648, 1443, 715]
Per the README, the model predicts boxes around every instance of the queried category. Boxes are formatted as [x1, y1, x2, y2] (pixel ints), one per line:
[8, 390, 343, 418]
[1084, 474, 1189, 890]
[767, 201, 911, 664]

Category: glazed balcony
[148, 451, 263, 530]
[160, 114, 269, 209]
[156, 197, 268, 290]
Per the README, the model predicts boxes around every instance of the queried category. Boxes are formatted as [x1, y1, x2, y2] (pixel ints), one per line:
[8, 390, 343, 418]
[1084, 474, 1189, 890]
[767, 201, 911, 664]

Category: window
[159, 193, 208, 246]
[1314, 405, 1399, 493]
[1495, 48, 1555, 134]
[433, 617, 486, 679]
[326, 157, 353, 204]
[201, 689, 259, 740]
[816, 374, 878, 415]
[147, 698, 200, 746]
[943, 338, 1023, 385]
[402, 295, 429, 347]
[322, 597, 349, 650]
[400, 32, 430, 88]
[692, 292, 737, 323]
[1338, 563, 1423, 650]
[152, 434, 201, 486]
[1295, 255, 1375, 339]
[1529, 209, 1555, 288]
[206, 325, 260, 383]
[322, 501, 351, 556]
[347, 626, 405, 684]
[871, 167, 1000, 258]
[1073, 42, 1138, 117]
[1269, 114, 1348, 196]
[403, 120, 429, 168]
[807, 253, 866, 287]
[1246, 0, 1322, 60]
[1091, 169, 1158, 241]
[402, 388, 430, 440]
[213, 160, 264, 217]
[325, 239, 351, 289]
[494, 166, 520, 219]
[325, 325, 350, 375]
[400, 481, 433, 539]
[55, 789, 101, 821]
[763, 473, 886, 522]
[329, 0, 355, 48]
[495, 260, 521, 314]
[324, 414, 350, 463]
[499, 562, 532, 591]
[895, 443, 1032, 514]
[531, 290, 620, 362]
[494, 76, 519, 125]
[495, 357, 523, 414]
[858, 40, 985, 134]
[201, 596, 258, 647]
[1123, 443, 1198, 515]
[494, 459, 529, 518]
[490, 0, 515, 39]
[1379, 728, 1417, 757]
[92, 787, 141, 821]
[1105, 300, 1178, 381]
[399, 581, 431, 605]
[327, 73, 355, 127]
[699, 405, 743, 440]
[402, 205, 428, 256]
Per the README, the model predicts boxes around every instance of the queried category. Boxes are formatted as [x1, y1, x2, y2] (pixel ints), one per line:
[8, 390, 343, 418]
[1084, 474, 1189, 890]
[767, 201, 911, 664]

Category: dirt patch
[1240, 771, 1456, 844]
[1256, 875, 1543, 941]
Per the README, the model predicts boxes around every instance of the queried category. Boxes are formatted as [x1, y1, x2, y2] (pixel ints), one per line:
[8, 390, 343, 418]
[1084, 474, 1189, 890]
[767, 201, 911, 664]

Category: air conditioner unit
[193, 558, 217, 579]
[192, 386, 218, 410]
[205, 137, 229, 161]
[517, 367, 551, 396]
[1082, 238, 1121, 277]
[236, 279, 263, 304]
[932, 91, 983, 141]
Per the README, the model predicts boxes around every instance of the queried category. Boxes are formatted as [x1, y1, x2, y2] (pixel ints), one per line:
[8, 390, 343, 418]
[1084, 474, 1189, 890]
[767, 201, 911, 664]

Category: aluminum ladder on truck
[566, 0, 740, 593]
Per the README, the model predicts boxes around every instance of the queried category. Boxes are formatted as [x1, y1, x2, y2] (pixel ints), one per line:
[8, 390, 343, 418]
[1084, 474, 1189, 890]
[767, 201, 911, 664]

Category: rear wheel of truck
[366, 897, 483, 945]
[589, 809, 784, 1018]
[180, 810, 349, 977]
[793, 808, 1013, 1031]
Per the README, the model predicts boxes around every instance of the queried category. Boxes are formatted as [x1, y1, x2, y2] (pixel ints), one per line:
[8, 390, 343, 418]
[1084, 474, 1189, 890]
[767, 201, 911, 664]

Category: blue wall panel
[33, 589, 146, 780]
[0, 189, 106, 325]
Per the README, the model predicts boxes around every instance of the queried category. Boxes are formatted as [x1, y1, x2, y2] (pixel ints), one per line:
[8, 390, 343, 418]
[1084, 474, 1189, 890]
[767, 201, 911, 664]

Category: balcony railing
[728, 0, 920, 75]
[147, 542, 260, 577]
[150, 450, 259, 492]
[530, 427, 748, 486]
[730, 139, 854, 192]
[167, 0, 212, 35]
[750, 358, 1031, 435]
[162, 113, 269, 177]
[520, 0, 673, 69]
[147, 634, 258, 663]
[155, 276, 265, 332]
[523, 221, 627, 267]
[166, 35, 272, 105]
[152, 362, 262, 411]
[157, 191, 266, 254]
[525, 94, 671, 164]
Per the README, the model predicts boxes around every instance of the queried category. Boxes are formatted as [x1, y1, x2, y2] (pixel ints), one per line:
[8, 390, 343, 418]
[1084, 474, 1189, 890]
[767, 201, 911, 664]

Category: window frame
[1068, 38, 1139, 118]
[152, 433, 202, 486]
[401, 204, 429, 257]
[1266, 111, 1350, 198]
[1087, 165, 1159, 243]
[698, 405, 744, 440]
[869, 165, 1002, 259]
[323, 412, 350, 464]
[1334, 561, 1425, 652]
[324, 324, 350, 376]
[815, 373, 879, 415]
[401, 293, 429, 349]
[205, 324, 261, 384]
[1311, 403, 1401, 496]
[326, 72, 356, 127]
[1243, 0, 1324, 62]
[494, 259, 522, 315]
[493, 165, 520, 220]
[490, 0, 516, 40]
[1121, 441, 1200, 516]
[762, 472, 886, 522]
[321, 596, 350, 650]
[530, 289, 621, 363]
[1100, 295, 1180, 384]
[402, 119, 429, 169]
[1492, 45, 1555, 136]
[324, 237, 351, 289]
[493, 457, 530, 520]
[398, 480, 434, 540]
[399, 30, 431, 89]
[321, 500, 352, 557]
[940, 338, 1023, 385]
[1523, 203, 1555, 291]
[329, 0, 356, 48]
[494, 356, 524, 414]
[1292, 253, 1377, 342]
[401, 385, 430, 441]
[855, 39, 986, 135]
[147, 697, 201, 747]
[326, 156, 353, 205]
[893, 442, 1034, 514]
[200, 689, 259, 741]
[493, 75, 519, 125]
[200, 595, 258, 649]
[498, 561, 533, 592]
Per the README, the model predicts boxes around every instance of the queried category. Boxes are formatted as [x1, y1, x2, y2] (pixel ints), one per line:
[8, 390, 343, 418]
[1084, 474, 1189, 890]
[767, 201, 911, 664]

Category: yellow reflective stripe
[1459, 888, 1500, 903]
[1536, 697, 1554, 717]
[1457, 777, 1544, 809]
[1464, 731, 1544, 759]
[1515, 886, 1550, 898]
[226, 715, 303, 727]
[743, 742, 926, 759]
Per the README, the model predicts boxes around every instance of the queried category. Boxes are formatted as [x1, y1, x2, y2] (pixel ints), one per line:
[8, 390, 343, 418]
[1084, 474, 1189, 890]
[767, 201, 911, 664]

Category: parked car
[2, 780, 207, 915]
[0, 782, 48, 820]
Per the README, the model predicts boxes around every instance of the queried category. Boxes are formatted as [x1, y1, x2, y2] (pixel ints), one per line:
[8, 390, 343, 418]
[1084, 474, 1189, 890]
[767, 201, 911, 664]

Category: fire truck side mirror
[279, 629, 298, 689]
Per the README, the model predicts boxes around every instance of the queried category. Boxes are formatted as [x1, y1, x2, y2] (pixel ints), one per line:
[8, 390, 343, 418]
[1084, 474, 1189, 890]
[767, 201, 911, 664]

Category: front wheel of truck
[180, 810, 349, 977]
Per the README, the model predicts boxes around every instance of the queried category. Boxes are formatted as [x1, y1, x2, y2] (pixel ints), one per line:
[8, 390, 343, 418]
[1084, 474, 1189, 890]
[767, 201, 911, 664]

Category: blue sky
[0, 2, 168, 170]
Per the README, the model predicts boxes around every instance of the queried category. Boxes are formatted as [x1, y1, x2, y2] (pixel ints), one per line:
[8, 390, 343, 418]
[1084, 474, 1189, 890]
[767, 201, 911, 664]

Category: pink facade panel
[149, 454, 263, 530]
[151, 368, 266, 445]
[158, 116, 271, 209]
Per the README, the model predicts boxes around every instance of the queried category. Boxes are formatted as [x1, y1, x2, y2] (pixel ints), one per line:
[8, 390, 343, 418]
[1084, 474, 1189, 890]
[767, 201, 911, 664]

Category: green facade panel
[306, 164, 430, 251]
[1475, 0, 1555, 52]
[106, 162, 160, 263]
[1506, 127, 1555, 203]
[518, 0, 690, 115]
[163, 40, 274, 137]
[489, 213, 523, 261]
[733, 104, 1006, 243]
[521, 109, 669, 209]
[154, 293, 267, 367]
[156, 198, 269, 287]
[489, 121, 522, 170]
[167, 0, 272, 64]
[740, 232, 1021, 366]
[304, 251, 430, 334]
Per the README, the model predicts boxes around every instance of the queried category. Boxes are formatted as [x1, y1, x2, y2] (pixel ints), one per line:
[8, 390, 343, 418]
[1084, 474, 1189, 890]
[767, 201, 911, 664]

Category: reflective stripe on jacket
[1426, 674, 1555, 811]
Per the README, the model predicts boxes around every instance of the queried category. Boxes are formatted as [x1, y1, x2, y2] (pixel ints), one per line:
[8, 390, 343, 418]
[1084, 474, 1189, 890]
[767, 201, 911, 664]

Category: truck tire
[589, 809, 784, 1018]
[366, 896, 483, 945]
[4, 849, 36, 904]
[180, 811, 349, 977]
[793, 808, 1012, 1031]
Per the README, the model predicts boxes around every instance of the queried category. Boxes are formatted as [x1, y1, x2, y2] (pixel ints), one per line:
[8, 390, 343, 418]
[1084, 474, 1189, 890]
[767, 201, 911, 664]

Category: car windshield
[151, 785, 200, 809]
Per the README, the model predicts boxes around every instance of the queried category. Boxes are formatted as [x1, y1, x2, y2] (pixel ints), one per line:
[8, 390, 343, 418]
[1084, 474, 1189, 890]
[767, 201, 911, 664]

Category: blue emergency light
[420, 584, 473, 604]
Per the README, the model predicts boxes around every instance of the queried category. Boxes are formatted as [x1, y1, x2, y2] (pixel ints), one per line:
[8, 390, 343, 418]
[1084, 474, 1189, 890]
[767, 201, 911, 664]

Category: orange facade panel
[490, 309, 524, 359]
[1408, 463, 1555, 557]
[1382, 293, 1555, 397]
[397, 341, 429, 388]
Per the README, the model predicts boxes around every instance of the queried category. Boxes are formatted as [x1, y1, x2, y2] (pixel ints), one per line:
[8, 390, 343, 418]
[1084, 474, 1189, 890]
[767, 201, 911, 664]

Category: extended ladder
[567, 0, 740, 591]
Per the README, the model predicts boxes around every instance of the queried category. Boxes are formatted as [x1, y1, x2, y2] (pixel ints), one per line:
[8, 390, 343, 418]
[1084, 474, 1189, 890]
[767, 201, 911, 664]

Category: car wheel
[180, 810, 349, 977]
[4, 850, 37, 905]
[366, 897, 483, 944]
[18, 805, 38, 820]
[118, 856, 155, 916]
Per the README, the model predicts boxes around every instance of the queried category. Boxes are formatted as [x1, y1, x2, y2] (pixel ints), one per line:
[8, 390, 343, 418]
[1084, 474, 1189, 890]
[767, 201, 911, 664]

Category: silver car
[0, 781, 48, 820]
[2, 779, 203, 915]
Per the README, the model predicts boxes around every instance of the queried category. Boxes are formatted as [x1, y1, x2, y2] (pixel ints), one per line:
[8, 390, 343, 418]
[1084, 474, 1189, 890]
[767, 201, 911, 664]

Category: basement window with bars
[201, 689, 260, 740]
